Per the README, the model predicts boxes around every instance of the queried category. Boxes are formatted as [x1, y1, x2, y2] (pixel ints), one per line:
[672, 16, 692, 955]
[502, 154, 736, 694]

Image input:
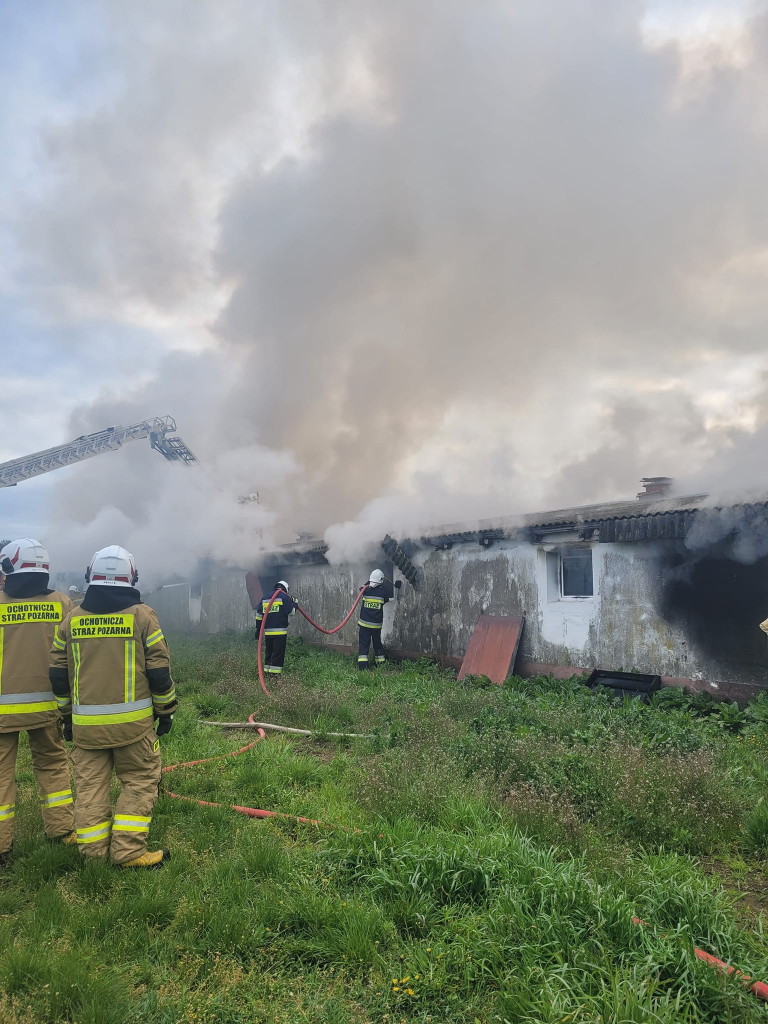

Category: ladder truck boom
[0, 416, 197, 488]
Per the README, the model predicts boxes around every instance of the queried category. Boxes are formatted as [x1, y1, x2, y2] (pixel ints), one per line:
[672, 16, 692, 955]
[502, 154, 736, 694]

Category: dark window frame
[559, 547, 594, 599]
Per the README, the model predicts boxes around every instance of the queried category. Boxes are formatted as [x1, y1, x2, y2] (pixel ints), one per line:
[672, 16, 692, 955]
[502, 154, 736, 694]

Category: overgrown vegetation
[3, 633, 768, 1022]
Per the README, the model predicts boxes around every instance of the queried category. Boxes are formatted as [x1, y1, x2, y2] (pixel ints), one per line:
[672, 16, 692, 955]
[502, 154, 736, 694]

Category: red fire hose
[257, 587, 366, 696]
[170, 587, 768, 1006]
[296, 586, 366, 634]
[161, 737, 768, 1004]
[161, 721, 352, 831]
[632, 917, 768, 1002]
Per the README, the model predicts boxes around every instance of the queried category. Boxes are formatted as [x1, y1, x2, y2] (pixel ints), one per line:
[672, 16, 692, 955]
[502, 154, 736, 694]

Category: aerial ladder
[0, 416, 197, 488]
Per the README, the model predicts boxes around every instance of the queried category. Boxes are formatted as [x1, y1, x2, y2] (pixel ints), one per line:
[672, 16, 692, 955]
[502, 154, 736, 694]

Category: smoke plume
[5, 0, 768, 579]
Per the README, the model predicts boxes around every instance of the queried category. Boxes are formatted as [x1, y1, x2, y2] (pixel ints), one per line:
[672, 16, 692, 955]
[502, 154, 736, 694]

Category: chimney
[637, 477, 673, 500]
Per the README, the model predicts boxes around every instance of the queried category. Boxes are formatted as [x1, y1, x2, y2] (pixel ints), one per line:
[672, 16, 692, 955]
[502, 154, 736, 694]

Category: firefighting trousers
[70, 732, 161, 864]
[358, 626, 385, 669]
[0, 724, 74, 853]
[264, 634, 287, 675]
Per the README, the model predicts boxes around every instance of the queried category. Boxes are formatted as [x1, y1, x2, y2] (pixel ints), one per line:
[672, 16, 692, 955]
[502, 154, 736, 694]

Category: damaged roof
[262, 491, 768, 565]
[422, 492, 709, 545]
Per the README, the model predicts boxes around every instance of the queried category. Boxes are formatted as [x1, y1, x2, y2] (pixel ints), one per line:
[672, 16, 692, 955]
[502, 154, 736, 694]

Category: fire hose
[256, 586, 366, 696]
[161, 728, 768, 1004]
[161, 715, 360, 832]
[164, 587, 768, 1005]
[632, 917, 768, 1002]
[164, 588, 372, 820]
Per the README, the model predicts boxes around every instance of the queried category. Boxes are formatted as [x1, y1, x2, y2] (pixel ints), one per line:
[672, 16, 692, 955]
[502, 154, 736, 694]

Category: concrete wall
[268, 535, 768, 697]
[151, 534, 768, 698]
[149, 571, 253, 634]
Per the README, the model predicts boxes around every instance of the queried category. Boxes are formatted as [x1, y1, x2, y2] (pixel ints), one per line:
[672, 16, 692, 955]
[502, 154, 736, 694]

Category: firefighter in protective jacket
[357, 569, 400, 669]
[0, 539, 76, 863]
[254, 580, 295, 676]
[49, 545, 177, 869]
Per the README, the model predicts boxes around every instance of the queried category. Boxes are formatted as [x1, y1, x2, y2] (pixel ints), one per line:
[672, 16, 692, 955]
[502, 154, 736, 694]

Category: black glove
[155, 715, 173, 737]
[62, 719, 73, 742]
[394, 580, 402, 589]
[254, 627, 260, 640]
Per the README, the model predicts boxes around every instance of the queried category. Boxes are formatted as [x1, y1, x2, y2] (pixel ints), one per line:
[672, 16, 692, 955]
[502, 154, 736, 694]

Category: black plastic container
[585, 669, 661, 703]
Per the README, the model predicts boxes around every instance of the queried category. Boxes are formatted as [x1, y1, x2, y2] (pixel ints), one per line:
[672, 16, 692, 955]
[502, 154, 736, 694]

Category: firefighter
[254, 580, 295, 676]
[357, 569, 400, 669]
[0, 538, 76, 864]
[49, 545, 177, 869]
[68, 585, 83, 608]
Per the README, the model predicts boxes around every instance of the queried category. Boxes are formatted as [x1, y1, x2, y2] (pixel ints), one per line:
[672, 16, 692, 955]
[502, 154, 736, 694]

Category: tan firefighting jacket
[50, 602, 176, 749]
[0, 590, 73, 732]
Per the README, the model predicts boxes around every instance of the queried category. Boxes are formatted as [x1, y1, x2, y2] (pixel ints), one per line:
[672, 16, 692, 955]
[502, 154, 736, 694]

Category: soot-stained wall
[266, 537, 768, 690]
[155, 534, 768, 693]
[658, 548, 768, 686]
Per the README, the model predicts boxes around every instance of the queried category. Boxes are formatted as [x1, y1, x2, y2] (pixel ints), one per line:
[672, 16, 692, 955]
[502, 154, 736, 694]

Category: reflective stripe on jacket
[357, 583, 393, 628]
[0, 590, 73, 732]
[49, 602, 175, 749]
[254, 591, 295, 636]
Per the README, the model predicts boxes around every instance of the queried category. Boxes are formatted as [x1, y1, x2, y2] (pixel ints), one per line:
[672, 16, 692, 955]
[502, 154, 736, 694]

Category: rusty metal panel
[458, 614, 525, 686]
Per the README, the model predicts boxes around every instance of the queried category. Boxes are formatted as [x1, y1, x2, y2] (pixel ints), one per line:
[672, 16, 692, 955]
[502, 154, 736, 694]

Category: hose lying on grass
[161, 727, 343, 830]
[164, 723, 768, 1003]
[632, 917, 768, 1002]
[197, 591, 768, 1005]
[257, 587, 366, 697]
[198, 719, 375, 738]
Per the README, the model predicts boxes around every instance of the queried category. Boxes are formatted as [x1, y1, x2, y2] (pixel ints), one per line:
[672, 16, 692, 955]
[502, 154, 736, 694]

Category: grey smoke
[6, 0, 768, 577]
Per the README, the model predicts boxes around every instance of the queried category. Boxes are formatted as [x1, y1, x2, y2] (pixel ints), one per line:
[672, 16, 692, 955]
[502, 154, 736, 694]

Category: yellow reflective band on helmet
[358, 621, 383, 629]
[72, 707, 153, 726]
[77, 820, 111, 844]
[113, 814, 151, 833]
[146, 629, 164, 647]
[124, 640, 135, 703]
[264, 628, 288, 636]
[0, 803, 15, 821]
[40, 789, 73, 807]
[0, 700, 57, 714]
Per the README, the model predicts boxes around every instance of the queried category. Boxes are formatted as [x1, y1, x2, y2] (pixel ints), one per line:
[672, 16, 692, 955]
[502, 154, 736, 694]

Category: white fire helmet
[69, 585, 80, 594]
[277, 580, 289, 591]
[0, 538, 50, 575]
[369, 569, 385, 586]
[86, 545, 138, 588]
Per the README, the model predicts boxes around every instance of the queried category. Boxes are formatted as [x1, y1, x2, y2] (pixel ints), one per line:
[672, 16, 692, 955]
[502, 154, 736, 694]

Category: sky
[1, 0, 768, 578]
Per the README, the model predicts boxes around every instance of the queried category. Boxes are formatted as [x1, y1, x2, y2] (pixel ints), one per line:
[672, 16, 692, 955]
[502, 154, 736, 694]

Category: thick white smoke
[4, 0, 768, 577]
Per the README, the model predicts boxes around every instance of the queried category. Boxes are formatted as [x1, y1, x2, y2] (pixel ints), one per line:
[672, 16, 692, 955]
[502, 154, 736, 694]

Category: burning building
[151, 480, 768, 702]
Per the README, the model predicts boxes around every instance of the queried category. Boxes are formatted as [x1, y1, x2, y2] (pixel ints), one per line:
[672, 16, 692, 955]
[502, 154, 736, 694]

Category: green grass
[3, 633, 768, 1022]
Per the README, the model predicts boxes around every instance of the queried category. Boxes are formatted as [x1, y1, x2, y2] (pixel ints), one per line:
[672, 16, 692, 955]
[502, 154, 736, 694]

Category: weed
[2, 633, 768, 1023]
